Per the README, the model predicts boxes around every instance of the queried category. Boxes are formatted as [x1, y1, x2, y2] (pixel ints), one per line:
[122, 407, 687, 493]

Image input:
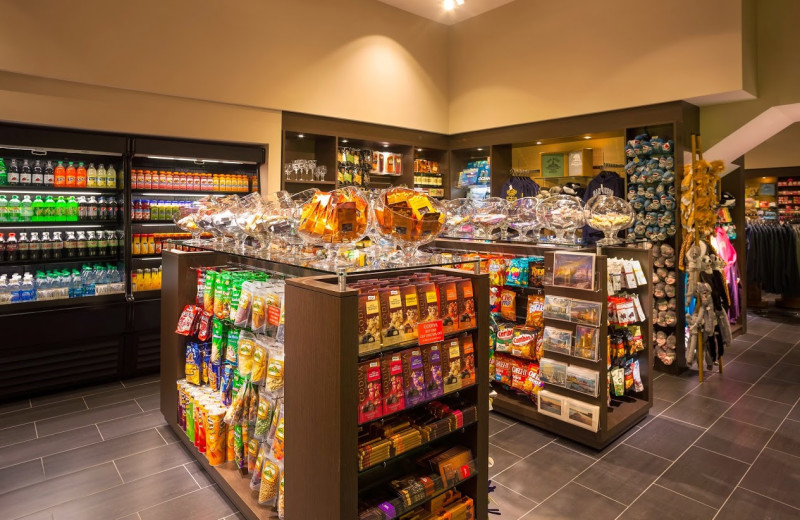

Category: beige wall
[448, 0, 750, 134]
[745, 124, 800, 169]
[0, 0, 449, 133]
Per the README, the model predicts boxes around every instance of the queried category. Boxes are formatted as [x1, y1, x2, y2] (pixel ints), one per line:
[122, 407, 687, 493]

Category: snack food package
[206, 406, 227, 466]
[185, 341, 202, 385]
[271, 411, 285, 461]
[254, 389, 278, 440]
[250, 444, 266, 490]
[378, 286, 404, 346]
[522, 361, 544, 396]
[225, 328, 240, 366]
[487, 257, 506, 286]
[233, 424, 246, 474]
[203, 270, 217, 313]
[176, 305, 199, 336]
[416, 282, 440, 324]
[214, 271, 231, 319]
[251, 284, 268, 334]
[511, 326, 537, 360]
[440, 281, 460, 334]
[443, 339, 462, 393]
[459, 335, 476, 387]
[210, 318, 227, 364]
[494, 354, 513, 386]
[358, 359, 384, 424]
[421, 343, 444, 399]
[237, 332, 256, 377]
[401, 348, 426, 407]
[505, 258, 529, 287]
[265, 344, 285, 393]
[234, 281, 255, 328]
[251, 337, 269, 385]
[278, 470, 285, 519]
[525, 294, 544, 328]
[528, 256, 545, 288]
[510, 358, 529, 392]
[381, 354, 406, 415]
[400, 285, 420, 342]
[500, 289, 517, 321]
[358, 291, 382, 353]
[258, 457, 281, 506]
[247, 437, 260, 473]
[495, 323, 514, 353]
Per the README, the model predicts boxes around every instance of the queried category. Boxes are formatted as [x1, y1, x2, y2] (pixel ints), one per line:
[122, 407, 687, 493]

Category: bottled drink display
[132, 169, 250, 192]
[7, 159, 19, 185]
[0, 228, 122, 262]
[0, 194, 120, 222]
[131, 232, 189, 256]
[0, 158, 6, 185]
[132, 266, 162, 291]
[32, 160, 43, 185]
[132, 199, 192, 221]
[0, 263, 125, 304]
[43, 160, 54, 185]
[0, 157, 121, 189]
[20, 159, 32, 185]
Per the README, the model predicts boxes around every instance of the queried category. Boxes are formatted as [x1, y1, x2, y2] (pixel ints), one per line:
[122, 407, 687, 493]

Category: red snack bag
[197, 311, 213, 342]
[494, 354, 513, 386]
[510, 359, 529, 392]
[176, 305, 199, 336]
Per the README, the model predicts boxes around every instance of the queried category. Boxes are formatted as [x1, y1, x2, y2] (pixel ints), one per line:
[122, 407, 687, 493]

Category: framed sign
[541, 153, 565, 178]
[759, 183, 776, 196]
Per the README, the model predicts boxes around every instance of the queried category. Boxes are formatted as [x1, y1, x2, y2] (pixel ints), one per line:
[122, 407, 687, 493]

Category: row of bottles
[132, 170, 249, 192]
[0, 264, 124, 304]
[0, 159, 118, 189]
[0, 230, 122, 262]
[132, 266, 162, 291]
[0, 194, 120, 222]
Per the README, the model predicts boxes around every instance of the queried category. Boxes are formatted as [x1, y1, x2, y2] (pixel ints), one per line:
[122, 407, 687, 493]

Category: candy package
[176, 305, 200, 336]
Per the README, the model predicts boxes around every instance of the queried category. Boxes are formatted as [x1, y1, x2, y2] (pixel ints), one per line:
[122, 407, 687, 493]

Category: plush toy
[668, 297, 677, 311]
[665, 284, 676, 298]
[654, 282, 666, 298]
[666, 271, 677, 285]
[656, 299, 668, 311]
[666, 334, 676, 350]
[665, 311, 677, 327]
[655, 331, 667, 347]
[656, 311, 668, 327]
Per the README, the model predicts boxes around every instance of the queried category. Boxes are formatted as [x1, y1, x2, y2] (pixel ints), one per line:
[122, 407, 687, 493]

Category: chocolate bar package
[457, 279, 476, 329]
[459, 335, 475, 387]
[378, 286, 404, 347]
[421, 343, 444, 399]
[416, 282, 440, 324]
[381, 354, 406, 414]
[440, 281, 460, 334]
[401, 285, 420, 342]
[357, 291, 381, 354]
[401, 348, 426, 407]
[358, 360, 383, 424]
[443, 338, 462, 393]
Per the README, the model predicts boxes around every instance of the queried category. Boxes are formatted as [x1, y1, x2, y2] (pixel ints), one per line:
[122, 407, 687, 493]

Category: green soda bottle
[43, 195, 55, 222]
[55, 196, 67, 222]
[67, 196, 79, 222]
[31, 196, 43, 222]
[0, 195, 7, 222]
[0, 158, 6, 185]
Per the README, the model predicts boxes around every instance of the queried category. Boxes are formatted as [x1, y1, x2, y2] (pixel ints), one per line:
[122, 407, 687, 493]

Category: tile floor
[0, 312, 798, 519]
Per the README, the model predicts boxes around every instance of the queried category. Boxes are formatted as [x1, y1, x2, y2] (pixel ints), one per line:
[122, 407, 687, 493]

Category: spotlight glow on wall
[444, 0, 464, 11]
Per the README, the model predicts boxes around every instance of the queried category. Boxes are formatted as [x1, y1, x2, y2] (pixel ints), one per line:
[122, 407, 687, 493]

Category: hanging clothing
[711, 227, 741, 324]
[582, 170, 626, 245]
[500, 177, 539, 203]
[745, 222, 800, 294]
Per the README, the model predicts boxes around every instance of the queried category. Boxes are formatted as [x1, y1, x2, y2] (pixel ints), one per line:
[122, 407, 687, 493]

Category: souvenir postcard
[565, 366, 599, 397]
[542, 326, 572, 355]
[569, 299, 602, 327]
[539, 358, 567, 387]
[543, 295, 571, 322]
[537, 390, 565, 419]
[552, 252, 596, 290]
[564, 398, 600, 432]
[573, 325, 599, 361]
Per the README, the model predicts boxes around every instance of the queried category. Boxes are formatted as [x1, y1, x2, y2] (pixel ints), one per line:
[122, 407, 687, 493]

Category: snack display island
[160, 248, 490, 520]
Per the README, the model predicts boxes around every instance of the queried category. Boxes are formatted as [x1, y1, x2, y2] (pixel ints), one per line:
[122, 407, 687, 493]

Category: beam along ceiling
[376, 0, 517, 25]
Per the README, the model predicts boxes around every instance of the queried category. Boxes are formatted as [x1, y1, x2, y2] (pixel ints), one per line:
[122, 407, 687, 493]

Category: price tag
[267, 305, 281, 326]
[460, 464, 471, 479]
[417, 320, 444, 345]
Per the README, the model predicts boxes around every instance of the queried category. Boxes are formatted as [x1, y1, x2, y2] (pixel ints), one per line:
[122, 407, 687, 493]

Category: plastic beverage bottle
[132, 199, 141, 221]
[43, 195, 55, 221]
[76, 231, 87, 256]
[51, 232, 63, 259]
[55, 196, 67, 222]
[20, 159, 32, 185]
[96, 230, 107, 256]
[65, 162, 77, 187]
[106, 164, 117, 189]
[7, 159, 19, 185]
[20, 274, 35, 301]
[21, 195, 32, 222]
[40, 232, 52, 260]
[66, 196, 78, 222]
[64, 232, 76, 258]
[81, 265, 95, 296]
[69, 269, 82, 298]
[5, 233, 17, 262]
[0, 233, 5, 262]
[96, 164, 107, 188]
[77, 196, 87, 220]
[86, 231, 97, 257]
[31, 196, 43, 222]
[8, 195, 21, 222]
[28, 232, 40, 261]
[0, 195, 7, 223]
[0, 158, 7, 185]
[97, 196, 107, 221]
[86, 163, 97, 187]
[54, 161, 66, 187]
[142, 200, 150, 221]
[32, 159, 43, 185]
[44, 160, 55, 186]
[76, 162, 87, 187]
[17, 232, 29, 261]
[87, 196, 98, 220]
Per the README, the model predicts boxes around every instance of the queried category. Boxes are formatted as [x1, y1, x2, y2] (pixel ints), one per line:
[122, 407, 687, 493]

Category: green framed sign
[541, 153, 565, 178]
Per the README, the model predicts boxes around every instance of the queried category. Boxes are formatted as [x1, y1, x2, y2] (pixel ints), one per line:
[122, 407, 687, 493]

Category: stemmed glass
[584, 194, 635, 245]
[471, 197, 509, 239]
[284, 163, 294, 181]
[536, 194, 586, 244]
[508, 197, 540, 241]
[442, 198, 473, 238]
[372, 187, 446, 266]
[306, 160, 317, 181]
[174, 201, 206, 245]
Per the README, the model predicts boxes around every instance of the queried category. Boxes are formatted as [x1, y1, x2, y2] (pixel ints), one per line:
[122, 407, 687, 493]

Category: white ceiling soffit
[376, 0, 517, 25]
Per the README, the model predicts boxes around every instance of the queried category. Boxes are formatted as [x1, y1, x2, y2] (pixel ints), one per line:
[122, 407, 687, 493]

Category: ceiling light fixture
[476, 148, 484, 151]
[443, 0, 455, 11]
[341, 139, 348, 143]
[417, 148, 423, 152]
[297, 134, 304, 138]
[456, 0, 465, 4]
[584, 135, 592, 139]
[536, 141, 542, 145]
[383, 143, 390, 148]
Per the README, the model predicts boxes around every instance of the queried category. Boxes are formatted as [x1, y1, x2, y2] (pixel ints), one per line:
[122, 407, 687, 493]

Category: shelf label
[460, 464, 471, 480]
[267, 305, 281, 326]
[417, 320, 444, 345]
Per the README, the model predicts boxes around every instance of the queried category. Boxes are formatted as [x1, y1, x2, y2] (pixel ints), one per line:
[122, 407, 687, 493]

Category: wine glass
[306, 160, 317, 181]
[284, 163, 293, 181]
[442, 198, 473, 238]
[471, 197, 509, 239]
[174, 202, 204, 245]
[585, 194, 635, 245]
[536, 194, 586, 244]
[508, 197, 540, 242]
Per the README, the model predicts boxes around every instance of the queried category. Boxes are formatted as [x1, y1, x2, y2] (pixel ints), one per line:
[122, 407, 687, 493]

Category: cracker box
[381, 354, 406, 414]
[459, 335, 476, 387]
[357, 291, 381, 354]
[401, 348, 426, 407]
[357, 360, 383, 424]
[457, 279, 476, 329]
[378, 286, 404, 347]
[421, 343, 444, 399]
[443, 338, 462, 393]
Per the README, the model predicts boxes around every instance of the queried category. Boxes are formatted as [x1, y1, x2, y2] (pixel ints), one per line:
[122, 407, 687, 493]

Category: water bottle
[70, 269, 83, 298]
[81, 265, 95, 297]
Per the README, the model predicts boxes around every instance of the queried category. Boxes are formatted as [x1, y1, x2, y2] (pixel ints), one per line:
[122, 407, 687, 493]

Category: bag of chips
[500, 289, 516, 321]
[258, 457, 282, 506]
[235, 281, 255, 328]
[505, 258, 529, 287]
[176, 305, 199, 336]
[487, 257, 507, 286]
[525, 294, 544, 328]
[185, 341, 202, 385]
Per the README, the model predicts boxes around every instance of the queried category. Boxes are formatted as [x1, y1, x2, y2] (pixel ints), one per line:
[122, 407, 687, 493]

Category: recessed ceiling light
[476, 148, 484, 151]
[443, 0, 455, 10]
[417, 148, 423, 152]
[456, 0, 465, 4]
[297, 134, 304, 138]
[584, 135, 591, 139]
[383, 143, 389, 148]
[341, 139, 348, 143]
[536, 141, 542, 145]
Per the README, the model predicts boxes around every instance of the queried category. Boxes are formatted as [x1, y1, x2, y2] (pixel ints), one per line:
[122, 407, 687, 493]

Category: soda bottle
[0, 195, 7, 223]
[86, 163, 97, 188]
[20, 159, 32, 185]
[6, 233, 18, 262]
[65, 162, 77, 187]
[28, 232, 40, 261]
[51, 232, 63, 259]
[0, 158, 6, 185]
[76, 231, 87, 257]
[67, 196, 78, 222]
[32, 159, 43, 185]
[87, 231, 97, 257]
[54, 161, 66, 187]
[97, 196, 107, 221]
[43, 195, 55, 221]
[31, 195, 43, 222]
[21, 195, 32, 222]
[55, 196, 67, 222]
[64, 231, 76, 258]
[17, 232, 29, 261]
[8, 158, 20, 185]
[41, 231, 52, 260]
[97, 229, 108, 256]
[77, 196, 87, 220]
[8, 195, 21, 222]
[87, 196, 98, 220]
[76, 162, 87, 188]
[0, 233, 5, 262]
[96, 164, 107, 188]
[107, 164, 117, 189]
[44, 160, 55, 186]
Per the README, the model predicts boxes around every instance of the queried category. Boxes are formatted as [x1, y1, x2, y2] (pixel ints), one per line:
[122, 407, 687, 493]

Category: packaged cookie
[421, 343, 444, 399]
[401, 348, 426, 407]
[381, 354, 406, 414]
[357, 290, 381, 353]
[500, 289, 516, 322]
[440, 281, 460, 334]
[378, 286, 404, 347]
[357, 359, 383, 424]
[416, 282, 440, 324]
[457, 279, 477, 329]
[443, 339, 462, 393]
[459, 335, 475, 387]
[400, 285, 420, 341]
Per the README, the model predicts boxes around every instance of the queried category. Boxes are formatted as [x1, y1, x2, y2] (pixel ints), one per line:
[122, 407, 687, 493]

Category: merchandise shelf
[0, 185, 120, 195]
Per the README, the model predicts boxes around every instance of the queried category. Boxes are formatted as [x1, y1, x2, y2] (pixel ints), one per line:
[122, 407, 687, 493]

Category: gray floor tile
[0, 399, 31, 414]
[0, 462, 121, 519]
[766, 418, 800, 457]
[521, 482, 625, 520]
[696, 417, 773, 464]
[717, 360, 765, 384]
[624, 417, 705, 460]
[489, 443, 522, 478]
[751, 338, 796, 356]
[16, 510, 54, 520]
[765, 361, 800, 384]
[50, 466, 198, 520]
[689, 377, 751, 403]
[83, 382, 160, 408]
[724, 394, 793, 430]
[0, 459, 45, 494]
[489, 422, 556, 458]
[734, 333, 761, 344]
[138, 485, 236, 520]
[494, 443, 593, 503]
[747, 377, 800, 405]
[650, 397, 673, 416]
[734, 349, 782, 368]
[782, 345, 800, 365]
[30, 381, 124, 407]
[740, 448, 800, 509]
[553, 424, 640, 460]
[489, 416, 514, 436]
[136, 393, 161, 412]
[0, 399, 86, 429]
[97, 410, 167, 440]
[0, 425, 102, 469]
[36, 400, 142, 437]
[220, 514, 246, 520]
[489, 482, 537, 519]
[653, 374, 701, 402]
[661, 393, 731, 428]
[156, 424, 182, 445]
[575, 443, 670, 505]
[790, 402, 800, 422]
[115, 442, 193, 482]
[184, 461, 214, 488]
[0, 422, 37, 449]
[43, 428, 165, 479]
[618, 484, 716, 520]
[121, 375, 160, 388]
[716, 487, 800, 520]
[658, 446, 749, 509]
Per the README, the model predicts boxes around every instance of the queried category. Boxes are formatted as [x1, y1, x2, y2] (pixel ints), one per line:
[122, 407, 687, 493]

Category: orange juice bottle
[147, 234, 155, 254]
[132, 234, 141, 255]
[144, 170, 153, 189]
[212, 175, 220, 192]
